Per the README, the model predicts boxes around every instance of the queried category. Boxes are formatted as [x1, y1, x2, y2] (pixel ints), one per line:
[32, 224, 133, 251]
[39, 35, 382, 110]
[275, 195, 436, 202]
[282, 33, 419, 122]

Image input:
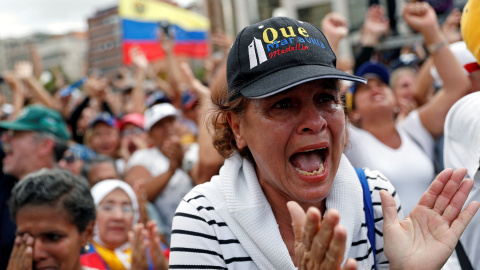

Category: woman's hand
[403, 2, 440, 39]
[146, 220, 169, 270]
[129, 224, 149, 270]
[133, 180, 150, 225]
[287, 201, 357, 270]
[7, 234, 34, 270]
[381, 168, 480, 270]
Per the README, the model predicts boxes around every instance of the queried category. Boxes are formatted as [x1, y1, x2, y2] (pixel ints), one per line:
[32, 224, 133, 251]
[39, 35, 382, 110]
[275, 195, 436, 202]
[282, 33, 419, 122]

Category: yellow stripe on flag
[119, 0, 209, 31]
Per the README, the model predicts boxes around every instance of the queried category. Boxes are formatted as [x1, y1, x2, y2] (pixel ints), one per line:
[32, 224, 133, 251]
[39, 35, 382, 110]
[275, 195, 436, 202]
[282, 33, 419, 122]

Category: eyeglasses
[97, 204, 134, 216]
[120, 127, 144, 137]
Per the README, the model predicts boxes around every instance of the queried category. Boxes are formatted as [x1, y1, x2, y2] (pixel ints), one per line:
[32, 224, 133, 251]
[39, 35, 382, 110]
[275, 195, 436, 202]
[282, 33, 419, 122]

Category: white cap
[430, 41, 479, 87]
[144, 103, 179, 131]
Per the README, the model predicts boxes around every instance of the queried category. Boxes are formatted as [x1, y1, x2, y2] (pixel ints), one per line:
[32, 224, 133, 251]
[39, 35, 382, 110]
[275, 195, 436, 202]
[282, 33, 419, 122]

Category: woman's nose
[296, 104, 326, 134]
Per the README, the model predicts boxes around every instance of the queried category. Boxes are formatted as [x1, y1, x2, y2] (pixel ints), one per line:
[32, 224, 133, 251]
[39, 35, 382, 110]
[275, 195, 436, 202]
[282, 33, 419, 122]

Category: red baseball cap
[120, 113, 144, 130]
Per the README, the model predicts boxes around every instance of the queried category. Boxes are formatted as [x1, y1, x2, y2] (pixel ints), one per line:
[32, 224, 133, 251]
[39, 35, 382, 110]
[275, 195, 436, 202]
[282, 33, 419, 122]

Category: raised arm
[381, 168, 479, 270]
[179, 62, 223, 185]
[15, 61, 56, 109]
[403, 2, 470, 138]
[128, 47, 148, 114]
[321, 12, 349, 56]
[2, 71, 25, 119]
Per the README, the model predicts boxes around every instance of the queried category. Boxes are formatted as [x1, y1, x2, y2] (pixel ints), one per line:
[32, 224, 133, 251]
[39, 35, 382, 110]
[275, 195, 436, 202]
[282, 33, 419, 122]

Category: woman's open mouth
[289, 148, 327, 176]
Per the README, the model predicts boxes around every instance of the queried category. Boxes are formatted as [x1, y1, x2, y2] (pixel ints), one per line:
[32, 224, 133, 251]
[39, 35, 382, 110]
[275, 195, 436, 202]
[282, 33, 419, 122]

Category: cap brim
[239, 64, 367, 99]
[0, 121, 36, 131]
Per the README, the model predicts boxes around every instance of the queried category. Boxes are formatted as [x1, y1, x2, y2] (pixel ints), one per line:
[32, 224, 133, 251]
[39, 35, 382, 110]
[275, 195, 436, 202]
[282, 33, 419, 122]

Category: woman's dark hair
[9, 168, 96, 232]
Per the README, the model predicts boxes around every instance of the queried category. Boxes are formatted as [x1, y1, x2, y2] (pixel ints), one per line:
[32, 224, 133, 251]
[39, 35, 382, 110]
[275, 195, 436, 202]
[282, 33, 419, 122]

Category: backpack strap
[455, 240, 474, 270]
[354, 167, 377, 270]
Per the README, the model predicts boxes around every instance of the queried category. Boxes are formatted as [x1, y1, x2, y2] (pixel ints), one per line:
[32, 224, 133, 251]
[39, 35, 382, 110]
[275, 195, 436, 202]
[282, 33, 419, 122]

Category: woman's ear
[81, 220, 95, 245]
[226, 112, 247, 149]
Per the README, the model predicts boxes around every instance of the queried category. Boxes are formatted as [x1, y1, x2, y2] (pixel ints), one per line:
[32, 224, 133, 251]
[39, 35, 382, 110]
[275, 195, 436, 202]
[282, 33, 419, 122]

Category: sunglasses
[62, 154, 78, 164]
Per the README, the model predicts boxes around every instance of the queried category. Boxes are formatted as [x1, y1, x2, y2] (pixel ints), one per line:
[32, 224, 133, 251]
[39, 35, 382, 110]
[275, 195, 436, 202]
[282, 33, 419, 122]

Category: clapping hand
[381, 168, 480, 270]
[146, 220, 168, 270]
[129, 223, 149, 270]
[288, 202, 357, 270]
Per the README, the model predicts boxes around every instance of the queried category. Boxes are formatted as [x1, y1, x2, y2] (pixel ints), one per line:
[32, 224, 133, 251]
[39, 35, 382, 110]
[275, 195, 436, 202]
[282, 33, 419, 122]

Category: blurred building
[206, 0, 469, 59]
[38, 32, 88, 80]
[87, 6, 122, 76]
[0, 33, 87, 80]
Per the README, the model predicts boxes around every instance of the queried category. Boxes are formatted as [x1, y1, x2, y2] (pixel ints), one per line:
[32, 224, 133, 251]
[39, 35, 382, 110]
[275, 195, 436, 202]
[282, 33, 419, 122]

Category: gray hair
[32, 131, 68, 163]
[81, 154, 117, 181]
[9, 168, 95, 232]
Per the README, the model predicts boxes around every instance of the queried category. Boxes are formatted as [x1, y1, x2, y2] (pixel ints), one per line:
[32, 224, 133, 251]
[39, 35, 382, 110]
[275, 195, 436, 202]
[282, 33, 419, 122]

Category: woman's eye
[45, 234, 62, 242]
[273, 99, 292, 109]
[317, 94, 336, 103]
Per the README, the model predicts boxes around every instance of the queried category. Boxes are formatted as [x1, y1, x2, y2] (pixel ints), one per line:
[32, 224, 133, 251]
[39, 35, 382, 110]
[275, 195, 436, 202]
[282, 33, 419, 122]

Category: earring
[393, 106, 400, 114]
[82, 241, 91, 253]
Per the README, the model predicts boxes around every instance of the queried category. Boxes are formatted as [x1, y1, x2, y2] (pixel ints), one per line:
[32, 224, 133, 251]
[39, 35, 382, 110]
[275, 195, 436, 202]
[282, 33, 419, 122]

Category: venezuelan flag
[119, 0, 210, 64]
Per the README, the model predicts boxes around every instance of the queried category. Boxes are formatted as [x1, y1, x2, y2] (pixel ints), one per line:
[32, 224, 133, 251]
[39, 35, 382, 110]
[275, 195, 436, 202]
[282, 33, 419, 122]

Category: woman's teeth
[295, 162, 325, 176]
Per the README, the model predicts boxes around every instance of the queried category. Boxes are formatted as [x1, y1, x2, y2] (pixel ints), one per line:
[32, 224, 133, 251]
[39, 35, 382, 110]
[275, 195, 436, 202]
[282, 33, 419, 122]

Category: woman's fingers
[342, 258, 358, 270]
[320, 224, 347, 270]
[7, 235, 33, 270]
[380, 190, 399, 229]
[287, 201, 307, 247]
[442, 178, 474, 222]
[432, 168, 468, 215]
[310, 209, 340, 263]
[303, 207, 322, 251]
[417, 168, 454, 208]
[450, 200, 480, 237]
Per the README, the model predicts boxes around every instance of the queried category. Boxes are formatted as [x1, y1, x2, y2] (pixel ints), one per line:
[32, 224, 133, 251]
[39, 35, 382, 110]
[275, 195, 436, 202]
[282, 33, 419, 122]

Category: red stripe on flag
[123, 42, 209, 64]
[174, 43, 209, 58]
[123, 42, 165, 65]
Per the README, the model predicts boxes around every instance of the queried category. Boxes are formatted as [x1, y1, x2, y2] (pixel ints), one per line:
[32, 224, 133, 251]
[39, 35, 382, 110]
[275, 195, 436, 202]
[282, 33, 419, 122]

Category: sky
[0, 0, 194, 39]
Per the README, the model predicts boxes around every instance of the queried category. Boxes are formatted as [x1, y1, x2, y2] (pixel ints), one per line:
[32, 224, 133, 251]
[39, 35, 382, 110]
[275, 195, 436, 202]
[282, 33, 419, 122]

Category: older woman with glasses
[80, 180, 168, 270]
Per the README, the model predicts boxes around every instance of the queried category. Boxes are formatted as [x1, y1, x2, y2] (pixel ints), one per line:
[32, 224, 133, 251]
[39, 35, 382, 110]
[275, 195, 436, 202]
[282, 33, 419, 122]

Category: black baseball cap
[227, 17, 366, 101]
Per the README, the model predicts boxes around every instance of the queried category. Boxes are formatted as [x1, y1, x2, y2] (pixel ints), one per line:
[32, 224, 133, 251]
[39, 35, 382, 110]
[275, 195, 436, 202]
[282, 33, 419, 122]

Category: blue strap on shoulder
[354, 167, 377, 270]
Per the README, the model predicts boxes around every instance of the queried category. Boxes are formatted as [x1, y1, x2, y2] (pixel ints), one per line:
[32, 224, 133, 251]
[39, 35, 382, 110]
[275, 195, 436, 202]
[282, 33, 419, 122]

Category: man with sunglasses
[0, 105, 70, 269]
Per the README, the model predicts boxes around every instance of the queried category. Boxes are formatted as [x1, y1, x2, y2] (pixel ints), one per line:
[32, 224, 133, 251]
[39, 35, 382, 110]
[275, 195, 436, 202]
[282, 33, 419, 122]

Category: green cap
[0, 105, 70, 141]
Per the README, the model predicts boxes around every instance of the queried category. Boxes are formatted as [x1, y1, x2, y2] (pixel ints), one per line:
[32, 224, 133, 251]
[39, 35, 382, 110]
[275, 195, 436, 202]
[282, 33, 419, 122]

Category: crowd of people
[1, 0, 480, 269]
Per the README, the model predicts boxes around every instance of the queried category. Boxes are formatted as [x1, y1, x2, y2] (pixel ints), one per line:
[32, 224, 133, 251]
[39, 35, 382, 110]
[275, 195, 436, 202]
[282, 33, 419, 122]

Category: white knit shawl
[195, 153, 364, 269]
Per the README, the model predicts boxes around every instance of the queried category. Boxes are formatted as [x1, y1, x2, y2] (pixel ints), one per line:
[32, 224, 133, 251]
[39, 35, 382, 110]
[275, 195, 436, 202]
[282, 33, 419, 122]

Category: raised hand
[146, 220, 168, 270]
[361, 4, 390, 46]
[129, 223, 149, 270]
[179, 62, 210, 99]
[14, 61, 34, 80]
[381, 168, 480, 270]
[441, 8, 462, 44]
[287, 201, 357, 270]
[129, 46, 149, 71]
[321, 12, 349, 47]
[402, 2, 439, 36]
[7, 234, 34, 270]
[161, 135, 184, 170]
[211, 29, 234, 52]
[133, 179, 150, 225]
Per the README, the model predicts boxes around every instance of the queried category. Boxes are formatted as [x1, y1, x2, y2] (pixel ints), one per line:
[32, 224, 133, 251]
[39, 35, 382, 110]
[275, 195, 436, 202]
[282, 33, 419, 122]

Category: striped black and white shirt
[169, 167, 403, 270]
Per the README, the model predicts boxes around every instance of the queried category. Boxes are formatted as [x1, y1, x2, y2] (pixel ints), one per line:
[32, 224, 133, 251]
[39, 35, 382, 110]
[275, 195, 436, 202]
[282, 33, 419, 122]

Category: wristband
[427, 39, 448, 55]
